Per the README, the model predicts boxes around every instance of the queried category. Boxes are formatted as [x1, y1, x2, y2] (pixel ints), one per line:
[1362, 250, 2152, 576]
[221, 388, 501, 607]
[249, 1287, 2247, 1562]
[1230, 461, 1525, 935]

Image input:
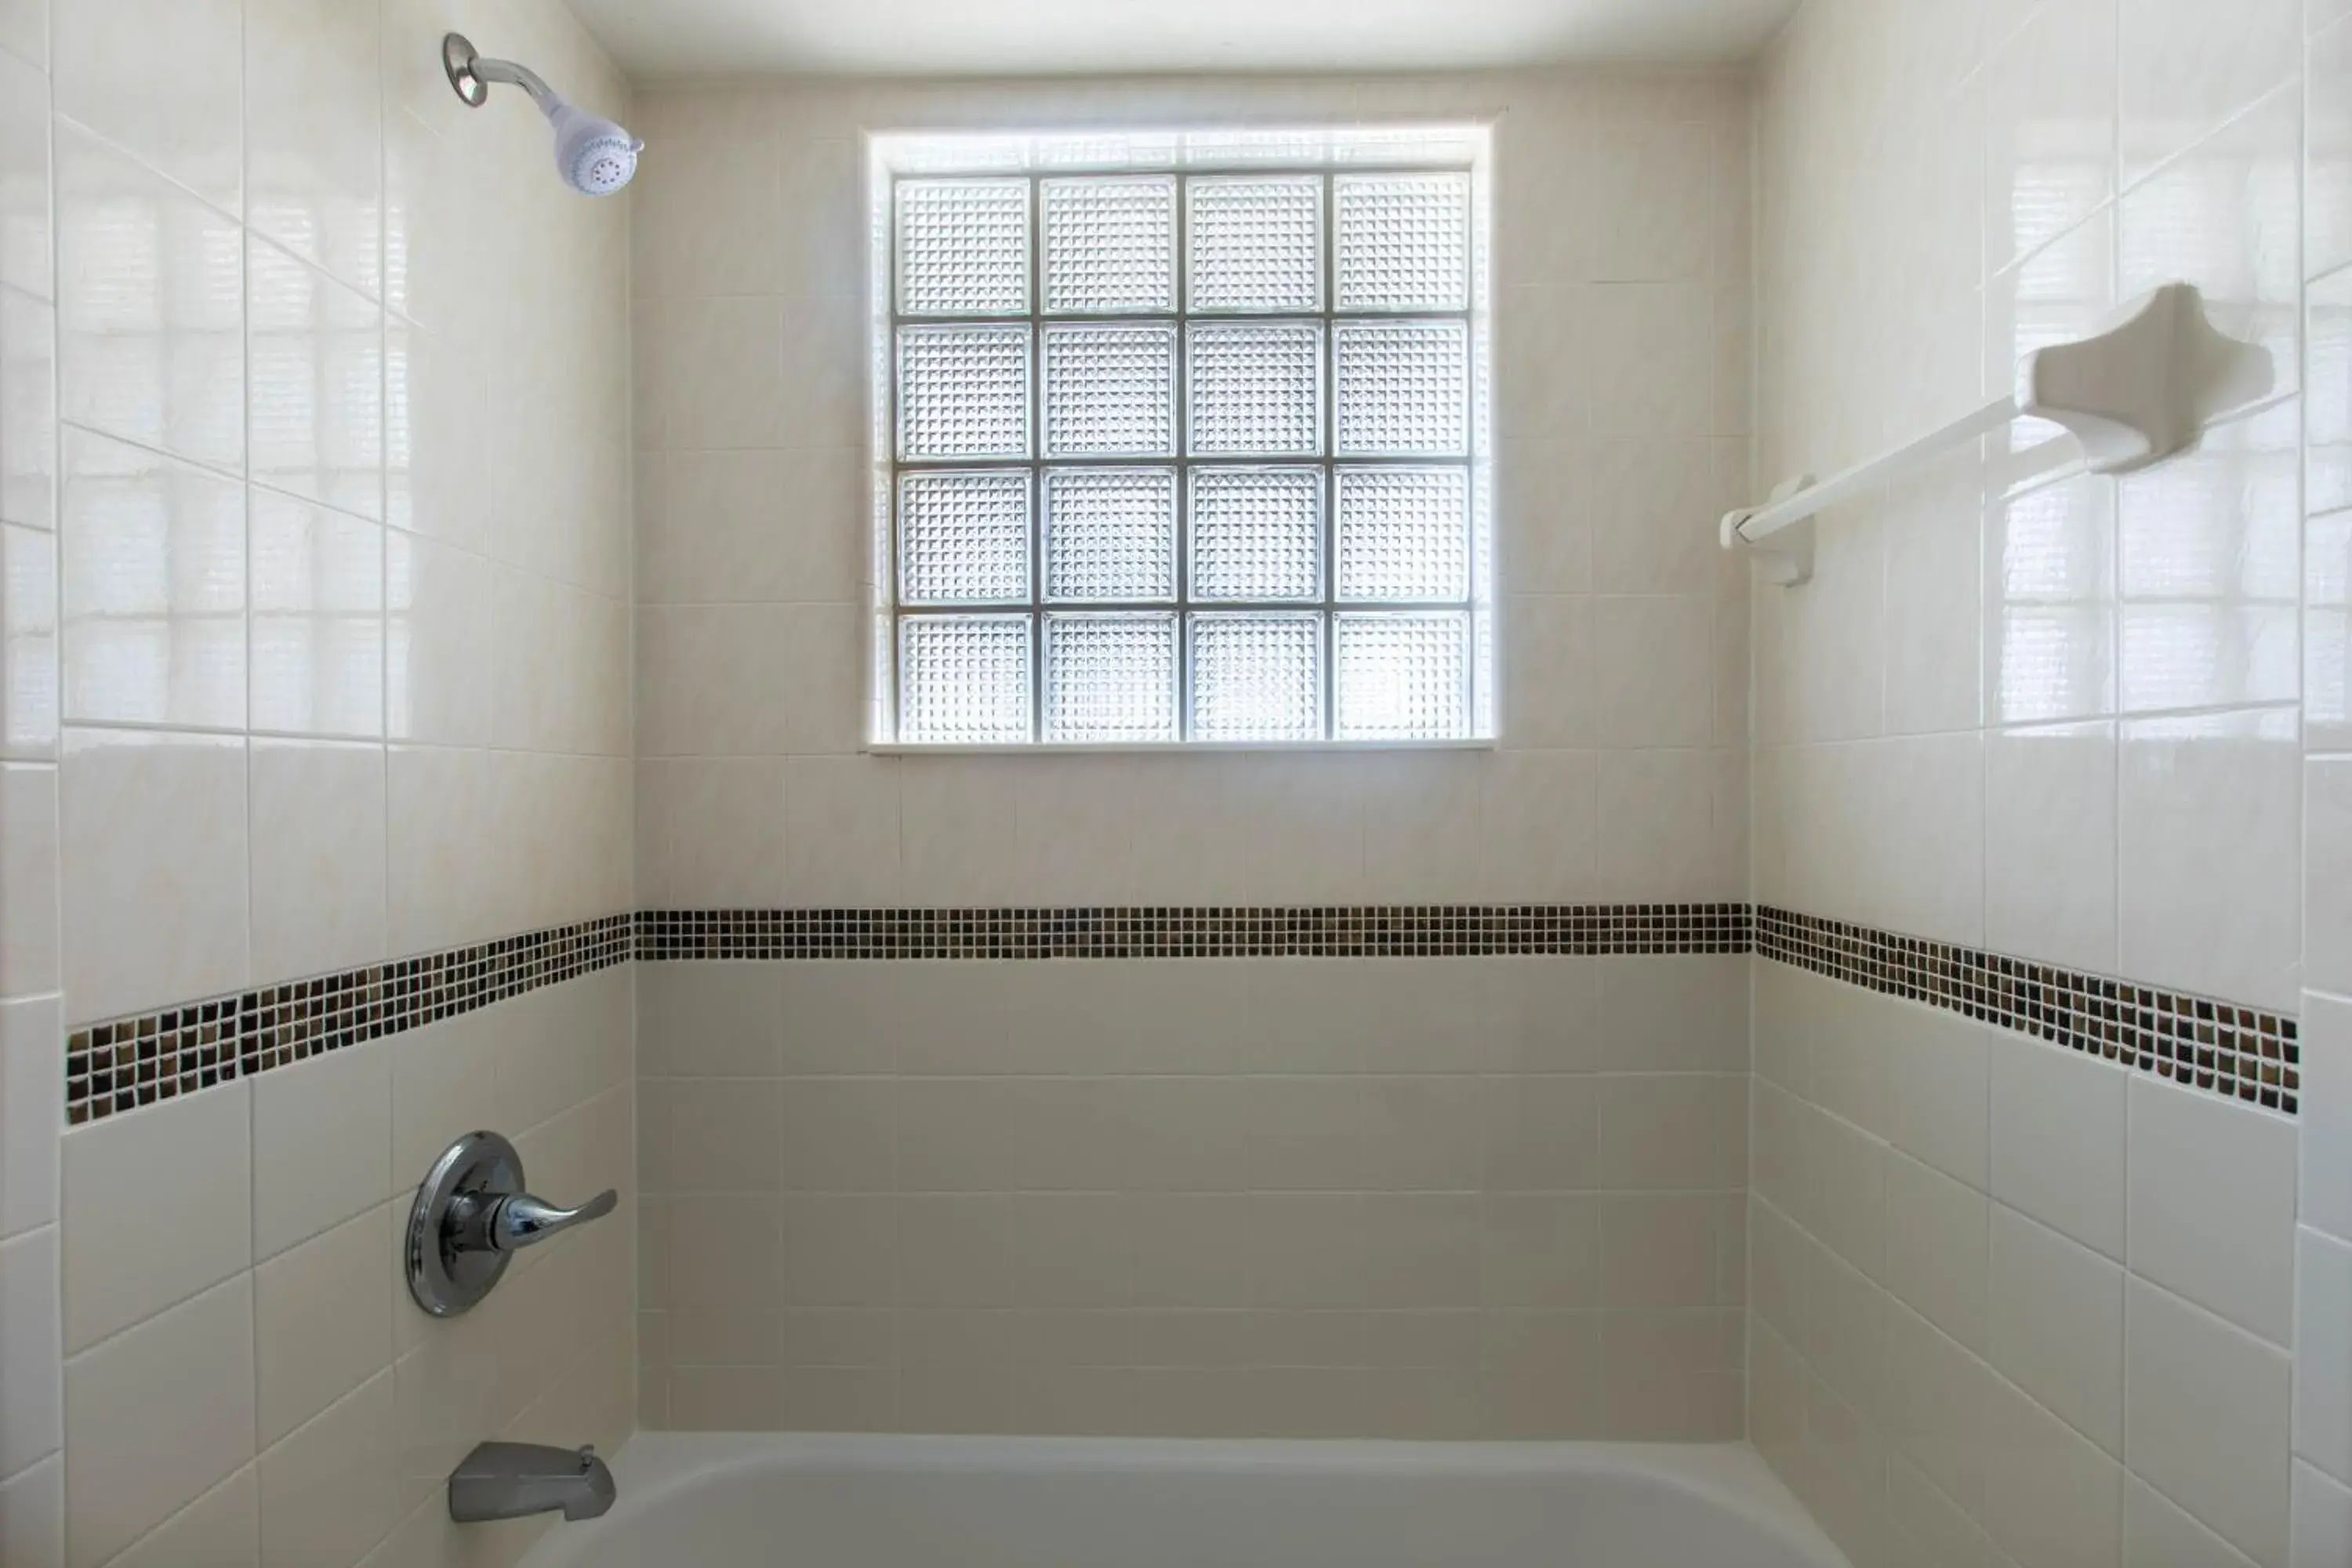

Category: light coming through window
[872, 129, 1494, 747]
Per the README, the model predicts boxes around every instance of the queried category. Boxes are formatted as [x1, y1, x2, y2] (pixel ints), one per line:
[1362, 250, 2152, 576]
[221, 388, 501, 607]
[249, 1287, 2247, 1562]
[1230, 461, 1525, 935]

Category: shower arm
[443, 33, 558, 114]
[471, 56, 560, 114]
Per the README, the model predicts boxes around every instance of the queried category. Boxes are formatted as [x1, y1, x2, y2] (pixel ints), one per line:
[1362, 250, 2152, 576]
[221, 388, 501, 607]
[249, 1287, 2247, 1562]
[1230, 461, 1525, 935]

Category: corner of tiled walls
[0, 1, 637, 1565]
[2, 0, 68, 1559]
[1750, 0, 2350, 1564]
[2296, 0, 2352, 1561]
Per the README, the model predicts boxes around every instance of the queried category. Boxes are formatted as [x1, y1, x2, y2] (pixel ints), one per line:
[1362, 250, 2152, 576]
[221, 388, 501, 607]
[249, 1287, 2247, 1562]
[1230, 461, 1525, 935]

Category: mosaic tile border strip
[633, 904, 1756, 960]
[64, 915, 635, 1126]
[1755, 906, 2299, 1115]
[62, 903, 2299, 1123]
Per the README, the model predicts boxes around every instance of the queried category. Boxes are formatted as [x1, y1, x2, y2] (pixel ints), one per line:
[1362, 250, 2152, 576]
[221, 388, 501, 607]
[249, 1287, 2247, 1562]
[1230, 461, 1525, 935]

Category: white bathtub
[515, 1433, 1849, 1568]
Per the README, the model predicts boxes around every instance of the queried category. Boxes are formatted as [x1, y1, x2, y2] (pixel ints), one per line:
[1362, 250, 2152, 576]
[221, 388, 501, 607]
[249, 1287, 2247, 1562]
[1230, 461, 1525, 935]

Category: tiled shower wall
[1748, 1, 2347, 1565]
[629, 71, 1759, 1438]
[0, 2, 637, 1566]
[630, 71, 1753, 911]
[638, 951, 1752, 1439]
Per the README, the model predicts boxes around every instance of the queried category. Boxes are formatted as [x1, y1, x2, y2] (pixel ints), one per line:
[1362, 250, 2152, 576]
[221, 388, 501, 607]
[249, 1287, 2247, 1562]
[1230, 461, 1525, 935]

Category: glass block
[1334, 466, 1469, 601]
[1188, 176, 1322, 312]
[897, 325, 1031, 459]
[1044, 468, 1176, 602]
[897, 470, 1031, 605]
[1043, 325, 1177, 458]
[1334, 320, 1468, 456]
[1042, 176, 1176, 313]
[1044, 613, 1178, 742]
[1472, 604, 1494, 737]
[1189, 468, 1322, 601]
[1189, 613, 1323, 742]
[898, 614, 1033, 743]
[1334, 172, 1470, 311]
[896, 179, 1029, 316]
[1334, 612, 1468, 739]
[1187, 322, 1323, 456]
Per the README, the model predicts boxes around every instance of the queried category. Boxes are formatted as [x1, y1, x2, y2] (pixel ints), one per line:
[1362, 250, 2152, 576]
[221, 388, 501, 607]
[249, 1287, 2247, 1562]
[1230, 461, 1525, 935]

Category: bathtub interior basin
[514, 1432, 1849, 1568]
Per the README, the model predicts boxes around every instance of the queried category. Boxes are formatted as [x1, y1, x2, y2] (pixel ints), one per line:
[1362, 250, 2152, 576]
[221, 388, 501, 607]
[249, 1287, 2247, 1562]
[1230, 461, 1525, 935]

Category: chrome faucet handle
[490, 1188, 618, 1252]
[407, 1131, 619, 1316]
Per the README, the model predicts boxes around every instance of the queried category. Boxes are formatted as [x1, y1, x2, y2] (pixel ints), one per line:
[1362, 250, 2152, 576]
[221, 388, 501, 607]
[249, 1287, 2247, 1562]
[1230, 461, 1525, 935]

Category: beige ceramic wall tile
[59, 428, 245, 731]
[62, 1080, 250, 1353]
[245, 0, 383, 298]
[0, 521, 59, 759]
[2126, 1077, 2297, 1345]
[256, 1369, 401, 1568]
[1988, 1200, 2127, 1457]
[246, 740, 388, 982]
[52, 130, 245, 474]
[254, 1207, 395, 1448]
[250, 1042, 392, 1260]
[0, 766, 58, 1000]
[2125, 1278, 2293, 1566]
[0, 1000, 60, 1241]
[63, 1275, 256, 1568]
[0, 297, 58, 540]
[2118, 708, 2303, 1013]
[0, 1225, 60, 1477]
[248, 493, 386, 739]
[98, 1465, 256, 1568]
[2314, 16, 2352, 279]
[52, 0, 241, 212]
[59, 728, 247, 1022]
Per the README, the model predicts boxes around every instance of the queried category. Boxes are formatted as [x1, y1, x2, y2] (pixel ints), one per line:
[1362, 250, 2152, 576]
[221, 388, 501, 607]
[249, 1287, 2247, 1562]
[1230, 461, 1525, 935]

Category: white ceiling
[564, 0, 1799, 80]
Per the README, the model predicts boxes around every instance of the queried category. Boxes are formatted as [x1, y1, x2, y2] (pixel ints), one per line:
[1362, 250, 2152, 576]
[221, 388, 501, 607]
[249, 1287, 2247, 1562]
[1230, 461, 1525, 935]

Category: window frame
[865, 126, 1497, 752]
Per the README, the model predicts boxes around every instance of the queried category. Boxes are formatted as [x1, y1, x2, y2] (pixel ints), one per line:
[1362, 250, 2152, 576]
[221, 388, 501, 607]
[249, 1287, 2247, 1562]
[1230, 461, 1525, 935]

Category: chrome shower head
[443, 32, 641, 197]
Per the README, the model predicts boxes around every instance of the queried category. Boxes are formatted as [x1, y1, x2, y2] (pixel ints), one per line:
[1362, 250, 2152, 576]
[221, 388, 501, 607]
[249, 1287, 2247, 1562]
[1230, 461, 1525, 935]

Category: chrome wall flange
[406, 1130, 616, 1316]
[444, 32, 488, 107]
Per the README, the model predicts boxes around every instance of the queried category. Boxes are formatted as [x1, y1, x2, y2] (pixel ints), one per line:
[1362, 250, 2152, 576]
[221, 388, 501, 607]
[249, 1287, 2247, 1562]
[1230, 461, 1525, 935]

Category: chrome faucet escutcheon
[406, 1131, 618, 1316]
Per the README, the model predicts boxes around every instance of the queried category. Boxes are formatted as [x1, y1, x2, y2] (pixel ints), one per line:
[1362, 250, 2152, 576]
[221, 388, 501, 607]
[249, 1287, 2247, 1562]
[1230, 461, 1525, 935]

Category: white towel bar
[1721, 281, 2274, 586]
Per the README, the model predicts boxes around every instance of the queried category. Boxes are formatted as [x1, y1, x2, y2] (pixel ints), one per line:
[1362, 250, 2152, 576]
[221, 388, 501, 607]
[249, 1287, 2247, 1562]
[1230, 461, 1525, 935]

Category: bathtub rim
[521, 1432, 1846, 1566]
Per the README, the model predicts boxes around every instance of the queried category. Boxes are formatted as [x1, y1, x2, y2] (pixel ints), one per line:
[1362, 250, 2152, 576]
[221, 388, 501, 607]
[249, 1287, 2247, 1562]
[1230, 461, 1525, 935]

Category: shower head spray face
[548, 100, 643, 197]
[443, 32, 642, 197]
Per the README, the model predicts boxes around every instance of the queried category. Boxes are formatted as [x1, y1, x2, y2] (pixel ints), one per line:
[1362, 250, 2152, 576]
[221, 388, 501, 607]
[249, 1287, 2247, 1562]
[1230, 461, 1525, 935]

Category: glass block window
[883, 148, 1489, 745]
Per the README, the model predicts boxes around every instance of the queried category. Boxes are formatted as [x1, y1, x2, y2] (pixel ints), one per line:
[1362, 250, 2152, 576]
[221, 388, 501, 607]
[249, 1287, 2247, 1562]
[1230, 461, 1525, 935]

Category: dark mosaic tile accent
[632, 904, 1757, 960]
[62, 903, 2299, 1123]
[1755, 906, 2299, 1116]
[64, 914, 633, 1127]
